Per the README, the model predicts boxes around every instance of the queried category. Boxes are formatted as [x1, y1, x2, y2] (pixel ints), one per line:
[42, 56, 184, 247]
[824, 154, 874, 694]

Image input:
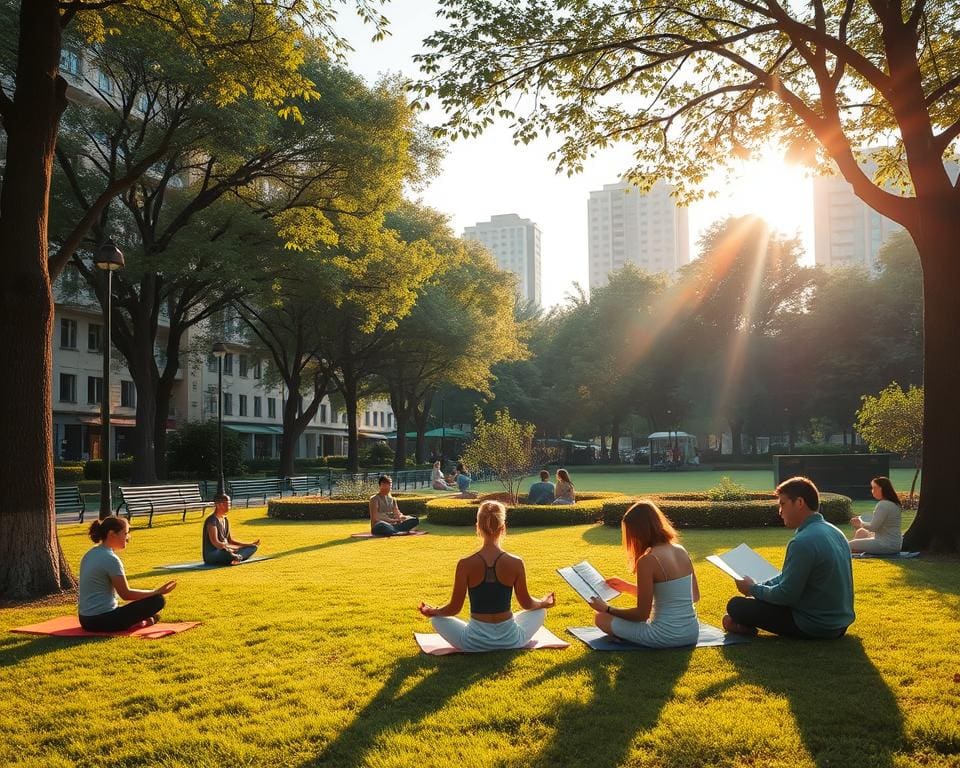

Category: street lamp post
[212, 342, 227, 497]
[440, 396, 446, 461]
[94, 242, 124, 520]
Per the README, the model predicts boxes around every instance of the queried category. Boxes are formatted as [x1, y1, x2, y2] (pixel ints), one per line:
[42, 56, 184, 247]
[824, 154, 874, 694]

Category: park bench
[117, 484, 213, 527]
[286, 475, 334, 496]
[227, 477, 286, 506]
[55, 486, 86, 522]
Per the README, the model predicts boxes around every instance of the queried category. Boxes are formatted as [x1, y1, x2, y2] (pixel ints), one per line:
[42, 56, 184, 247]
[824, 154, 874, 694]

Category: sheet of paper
[706, 543, 781, 583]
[557, 560, 620, 602]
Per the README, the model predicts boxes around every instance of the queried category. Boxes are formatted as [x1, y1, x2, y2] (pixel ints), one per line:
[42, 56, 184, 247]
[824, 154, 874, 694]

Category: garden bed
[267, 493, 434, 521]
[425, 492, 626, 526]
[600, 492, 852, 527]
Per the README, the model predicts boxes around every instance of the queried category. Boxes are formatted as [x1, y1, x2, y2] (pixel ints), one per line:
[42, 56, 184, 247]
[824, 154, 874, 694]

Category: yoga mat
[350, 530, 429, 539]
[852, 551, 921, 559]
[156, 555, 273, 571]
[415, 626, 569, 655]
[567, 623, 752, 651]
[11, 616, 200, 640]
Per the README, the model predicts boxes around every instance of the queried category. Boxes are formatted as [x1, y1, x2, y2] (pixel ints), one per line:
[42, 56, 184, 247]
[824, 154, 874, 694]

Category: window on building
[239, 355, 248, 378]
[380, 411, 385, 427]
[253, 360, 262, 379]
[254, 396, 262, 418]
[223, 353, 234, 376]
[121, 380, 136, 408]
[267, 397, 276, 419]
[59, 373, 77, 403]
[341, 412, 347, 424]
[97, 70, 114, 94]
[87, 376, 103, 405]
[87, 323, 102, 353]
[387, 413, 392, 428]
[223, 393, 233, 416]
[320, 404, 326, 422]
[206, 394, 217, 415]
[373, 412, 378, 426]
[207, 354, 217, 373]
[60, 318, 77, 349]
[59, 49, 81, 76]
[137, 92, 149, 114]
[364, 411, 370, 426]
[239, 394, 247, 416]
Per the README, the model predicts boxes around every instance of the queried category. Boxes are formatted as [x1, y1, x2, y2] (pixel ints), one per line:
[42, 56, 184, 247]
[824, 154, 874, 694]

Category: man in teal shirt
[723, 476, 855, 638]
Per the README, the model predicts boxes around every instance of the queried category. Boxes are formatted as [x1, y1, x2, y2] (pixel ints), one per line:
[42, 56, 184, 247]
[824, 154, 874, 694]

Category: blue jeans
[204, 545, 258, 566]
[372, 517, 420, 536]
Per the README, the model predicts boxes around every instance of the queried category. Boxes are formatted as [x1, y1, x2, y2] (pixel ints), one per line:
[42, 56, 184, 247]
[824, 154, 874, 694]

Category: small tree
[167, 422, 244, 480]
[855, 384, 924, 502]
[462, 408, 535, 503]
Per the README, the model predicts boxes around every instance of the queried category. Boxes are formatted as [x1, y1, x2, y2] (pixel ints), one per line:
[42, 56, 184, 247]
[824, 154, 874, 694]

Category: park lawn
[1, 499, 957, 768]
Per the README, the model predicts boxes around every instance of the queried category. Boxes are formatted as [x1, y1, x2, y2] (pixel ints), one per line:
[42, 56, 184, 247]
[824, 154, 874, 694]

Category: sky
[334, 2, 815, 308]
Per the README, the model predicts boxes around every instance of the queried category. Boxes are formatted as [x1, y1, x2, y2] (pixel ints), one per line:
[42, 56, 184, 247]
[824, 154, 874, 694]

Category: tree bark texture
[0, 0, 76, 598]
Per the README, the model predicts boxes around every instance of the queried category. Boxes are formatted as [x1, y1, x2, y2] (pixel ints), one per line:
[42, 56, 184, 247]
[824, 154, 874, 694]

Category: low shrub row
[599, 492, 852, 528]
[267, 494, 434, 521]
[83, 457, 135, 480]
[54, 465, 84, 483]
[425, 492, 626, 527]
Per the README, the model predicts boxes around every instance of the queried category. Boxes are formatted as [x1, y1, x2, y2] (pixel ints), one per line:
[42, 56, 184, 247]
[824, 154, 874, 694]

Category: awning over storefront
[385, 427, 472, 440]
[224, 423, 283, 435]
[78, 416, 137, 427]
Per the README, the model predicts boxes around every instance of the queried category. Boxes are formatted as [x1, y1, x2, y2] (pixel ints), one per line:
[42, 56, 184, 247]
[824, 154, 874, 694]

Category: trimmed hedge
[600, 492, 852, 528]
[84, 457, 134, 480]
[54, 465, 84, 483]
[267, 493, 434, 521]
[425, 492, 627, 527]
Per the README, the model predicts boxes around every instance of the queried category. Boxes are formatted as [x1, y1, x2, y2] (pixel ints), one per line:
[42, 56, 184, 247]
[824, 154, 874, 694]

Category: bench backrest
[287, 476, 320, 490]
[228, 478, 284, 493]
[55, 486, 84, 509]
[119, 484, 204, 510]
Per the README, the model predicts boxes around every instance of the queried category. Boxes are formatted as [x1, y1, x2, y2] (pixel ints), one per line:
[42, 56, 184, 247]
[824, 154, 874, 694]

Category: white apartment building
[463, 214, 542, 306]
[813, 156, 960, 271]
[587, 180, 690, 290]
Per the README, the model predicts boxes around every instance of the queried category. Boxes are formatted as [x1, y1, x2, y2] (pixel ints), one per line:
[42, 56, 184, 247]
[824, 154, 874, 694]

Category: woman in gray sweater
[849, 476, 903, 554]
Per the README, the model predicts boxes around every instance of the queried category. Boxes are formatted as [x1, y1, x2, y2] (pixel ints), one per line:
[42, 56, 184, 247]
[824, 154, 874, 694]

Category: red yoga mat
[11, 615, 200, 640]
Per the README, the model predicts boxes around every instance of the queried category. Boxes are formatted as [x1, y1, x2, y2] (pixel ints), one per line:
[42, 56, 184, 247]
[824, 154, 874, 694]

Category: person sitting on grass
[587, 500, 700, 648]
[552, 468, 576, 505]
[431, 460, 456, 491]
[527, 469, 556, 505]
[418, 500, 555, 650]
[723, 476, 855, 639]
[369, 475, 420, 536]
[79, 516, 177, 632]
[848, 476, 903, 555]
[203, 494, 261, 565]
[451, 461, 479, 499]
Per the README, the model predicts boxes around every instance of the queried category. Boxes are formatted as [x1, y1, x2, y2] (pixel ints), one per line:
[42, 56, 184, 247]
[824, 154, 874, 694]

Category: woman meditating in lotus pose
[588, 500, 700, 648]
[418, 500, 555, 650]
[849, 476, 903, 555]
[78, 516, 177, 632]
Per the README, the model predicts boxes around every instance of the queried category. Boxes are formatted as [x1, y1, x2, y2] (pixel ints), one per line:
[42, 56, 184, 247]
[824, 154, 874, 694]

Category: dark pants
[372, 517, 420, 536]
[204, 545, 258, 566]
[726, 597, 846, 639]
[79, 594, 166, 632]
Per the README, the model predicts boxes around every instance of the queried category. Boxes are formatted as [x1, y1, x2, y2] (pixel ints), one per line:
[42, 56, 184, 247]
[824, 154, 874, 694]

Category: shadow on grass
[719, 636, 905, 767]
[298, 652, 513, 767]
[0, 633, 101, 668]
[874, 557, 960, 601]
[521, 647, 693, 767]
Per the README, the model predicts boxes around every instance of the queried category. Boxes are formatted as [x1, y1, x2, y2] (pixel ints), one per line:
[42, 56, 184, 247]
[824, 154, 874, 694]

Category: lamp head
[94, 242, 125, 271]
[212, 342, 227, 359]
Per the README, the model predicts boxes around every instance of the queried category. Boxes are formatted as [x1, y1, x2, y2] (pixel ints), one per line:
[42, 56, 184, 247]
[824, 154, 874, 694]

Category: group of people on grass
[78, 495, 259, 632]
[420, 474, 906, 651]
[78, 470, 904, 647]
[526, 468, 576, 505]
[431, 461, 479, 498]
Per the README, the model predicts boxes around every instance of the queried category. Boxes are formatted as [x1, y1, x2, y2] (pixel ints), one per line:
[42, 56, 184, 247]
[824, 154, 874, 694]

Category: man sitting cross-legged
[203, 494, 261, 566]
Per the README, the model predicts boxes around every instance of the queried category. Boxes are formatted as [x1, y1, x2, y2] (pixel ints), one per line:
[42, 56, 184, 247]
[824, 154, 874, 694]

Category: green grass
[1, 469, 955, 768]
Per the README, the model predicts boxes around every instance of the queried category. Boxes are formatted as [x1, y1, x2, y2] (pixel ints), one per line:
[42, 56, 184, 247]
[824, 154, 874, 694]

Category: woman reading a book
[848, 476, 903, 555]
[587, 500, 700, 647]
[418, 500, 556, 650]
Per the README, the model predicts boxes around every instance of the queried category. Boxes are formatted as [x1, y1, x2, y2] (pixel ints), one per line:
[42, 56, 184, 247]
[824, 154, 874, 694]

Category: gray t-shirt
[203, 513, 231, 562]
[78, 545, 124, 616]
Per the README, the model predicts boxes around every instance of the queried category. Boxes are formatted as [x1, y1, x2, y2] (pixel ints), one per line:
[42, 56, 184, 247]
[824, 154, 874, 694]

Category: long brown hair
[872, 476, 901, 506]
[621, 500, 679, 573]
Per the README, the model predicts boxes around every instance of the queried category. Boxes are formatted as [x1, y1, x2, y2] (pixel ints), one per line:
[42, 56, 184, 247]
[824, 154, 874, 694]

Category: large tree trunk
[278, 372, 323, 478]
[341, 374, 361, 473]
[389, 394, 410, 471]
[728, 418, 744, 460]
[610, 417, 622, 465]
[902, 216, 960, 552]
[127, 338, 159, 485]
[414, 405, 430, 464]
[0, 0, 76, 598]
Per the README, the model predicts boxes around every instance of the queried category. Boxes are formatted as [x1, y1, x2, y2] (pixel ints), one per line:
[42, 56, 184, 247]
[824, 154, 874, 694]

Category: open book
[557, 561, 620, 603]
[706, 543, 781, 582]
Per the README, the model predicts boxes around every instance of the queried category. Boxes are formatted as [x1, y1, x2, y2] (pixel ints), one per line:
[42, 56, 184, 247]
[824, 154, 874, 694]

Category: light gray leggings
[431, 609, 546, 651]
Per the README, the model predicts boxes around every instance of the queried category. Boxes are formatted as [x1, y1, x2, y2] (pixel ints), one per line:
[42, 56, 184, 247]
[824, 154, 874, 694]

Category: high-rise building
[587, 180, 689, 291]
[463, 214, 542, 306]
[813, 156, 959, 271]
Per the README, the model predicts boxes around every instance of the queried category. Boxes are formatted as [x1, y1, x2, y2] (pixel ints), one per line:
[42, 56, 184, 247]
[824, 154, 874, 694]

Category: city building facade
[463, 213, 542, 306]
[587, 180, 690, 291]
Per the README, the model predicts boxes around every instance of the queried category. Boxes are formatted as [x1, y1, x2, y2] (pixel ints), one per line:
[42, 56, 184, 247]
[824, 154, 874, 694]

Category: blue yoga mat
[567, 623, 751, 651]
[852, 551, 920, 559]
[156, 556, 273, 571]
